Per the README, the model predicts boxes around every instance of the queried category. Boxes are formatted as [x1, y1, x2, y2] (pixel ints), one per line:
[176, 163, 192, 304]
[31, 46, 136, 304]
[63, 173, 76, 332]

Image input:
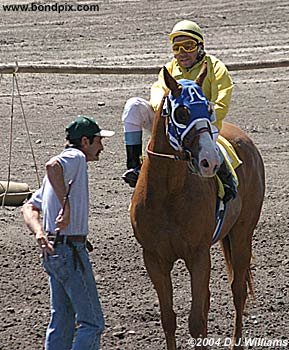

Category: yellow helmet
[169, 20, 204, 44]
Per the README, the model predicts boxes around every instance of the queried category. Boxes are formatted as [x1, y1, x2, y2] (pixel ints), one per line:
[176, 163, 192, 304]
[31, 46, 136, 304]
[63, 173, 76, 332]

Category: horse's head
[162, 64, 221, 177]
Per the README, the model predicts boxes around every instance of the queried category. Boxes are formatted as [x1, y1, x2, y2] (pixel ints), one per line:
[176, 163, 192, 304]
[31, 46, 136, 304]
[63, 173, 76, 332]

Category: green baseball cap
[66, 115, 115, 140]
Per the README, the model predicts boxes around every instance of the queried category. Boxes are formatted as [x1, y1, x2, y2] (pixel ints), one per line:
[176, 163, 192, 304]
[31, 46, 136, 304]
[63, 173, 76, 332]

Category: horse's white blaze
[197, 121, 221, 177]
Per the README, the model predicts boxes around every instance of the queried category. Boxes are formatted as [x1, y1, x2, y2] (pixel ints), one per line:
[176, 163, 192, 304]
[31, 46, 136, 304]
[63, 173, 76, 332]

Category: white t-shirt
[29, 148, 89, 236]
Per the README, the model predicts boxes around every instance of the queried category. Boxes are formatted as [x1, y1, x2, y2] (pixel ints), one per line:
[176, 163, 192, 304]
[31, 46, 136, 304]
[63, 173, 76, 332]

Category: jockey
[122, 20, 237, 203]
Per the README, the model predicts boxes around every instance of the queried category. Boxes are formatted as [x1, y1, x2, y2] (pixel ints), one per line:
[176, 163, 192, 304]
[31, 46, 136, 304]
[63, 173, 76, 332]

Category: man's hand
[21, 203, 55, 259]
[35, 232, 55, 260]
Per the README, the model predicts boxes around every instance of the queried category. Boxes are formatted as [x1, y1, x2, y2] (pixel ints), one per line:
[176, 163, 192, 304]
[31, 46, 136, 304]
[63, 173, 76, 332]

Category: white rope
[2, 67, 41, 207]
[1, 74, 15, 207]
[13, 65, 41, 188]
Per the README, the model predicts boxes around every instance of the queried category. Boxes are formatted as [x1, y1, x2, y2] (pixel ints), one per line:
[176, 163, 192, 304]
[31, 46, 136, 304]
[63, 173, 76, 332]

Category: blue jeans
[42, 242, 104, 350]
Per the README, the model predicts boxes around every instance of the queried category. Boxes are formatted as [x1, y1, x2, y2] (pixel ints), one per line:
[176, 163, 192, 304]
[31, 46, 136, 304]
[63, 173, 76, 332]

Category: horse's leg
[221, 230, 254, 350]
[143, 249, 176, 350]
[185, 248, 211, 350]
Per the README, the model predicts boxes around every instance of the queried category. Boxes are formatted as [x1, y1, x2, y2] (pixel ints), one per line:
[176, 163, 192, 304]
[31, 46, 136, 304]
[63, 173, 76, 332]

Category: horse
[130, 64, 265, 350]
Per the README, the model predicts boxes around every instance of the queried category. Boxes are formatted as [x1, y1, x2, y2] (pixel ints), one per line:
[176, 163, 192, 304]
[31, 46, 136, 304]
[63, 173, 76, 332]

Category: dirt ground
[0, 0, 289, 349]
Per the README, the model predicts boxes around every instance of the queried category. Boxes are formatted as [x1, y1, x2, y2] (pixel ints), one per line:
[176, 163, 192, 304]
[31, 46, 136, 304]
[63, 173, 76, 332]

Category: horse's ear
[163, 66, 182, 98]
[195, 61, 208, 88]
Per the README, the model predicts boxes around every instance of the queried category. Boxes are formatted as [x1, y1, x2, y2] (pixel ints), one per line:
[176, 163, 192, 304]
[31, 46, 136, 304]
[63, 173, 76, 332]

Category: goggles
[172, 39, 198, 55]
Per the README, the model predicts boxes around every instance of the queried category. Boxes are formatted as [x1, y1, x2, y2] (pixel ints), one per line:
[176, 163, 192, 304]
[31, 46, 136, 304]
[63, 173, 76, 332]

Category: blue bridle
[163, 79, 216, 151]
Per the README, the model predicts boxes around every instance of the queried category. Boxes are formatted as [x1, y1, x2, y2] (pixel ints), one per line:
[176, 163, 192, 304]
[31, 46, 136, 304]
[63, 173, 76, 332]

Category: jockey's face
[173, 35, 199, 69]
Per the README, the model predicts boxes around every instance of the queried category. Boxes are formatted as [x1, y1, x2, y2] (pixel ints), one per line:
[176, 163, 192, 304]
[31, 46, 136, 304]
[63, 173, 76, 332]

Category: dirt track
[0, 0, 289, 349]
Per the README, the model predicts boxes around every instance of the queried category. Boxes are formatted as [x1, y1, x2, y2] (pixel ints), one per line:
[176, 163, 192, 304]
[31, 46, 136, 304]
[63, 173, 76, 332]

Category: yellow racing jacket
[150, 54, 233, 131]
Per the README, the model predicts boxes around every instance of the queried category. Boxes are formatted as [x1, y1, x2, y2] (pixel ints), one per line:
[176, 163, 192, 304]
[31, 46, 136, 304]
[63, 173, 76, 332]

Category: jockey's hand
[55, 200, 70, 231]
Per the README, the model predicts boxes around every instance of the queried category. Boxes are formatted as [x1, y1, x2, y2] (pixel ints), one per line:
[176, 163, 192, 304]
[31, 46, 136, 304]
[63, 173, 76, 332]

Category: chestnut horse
[130, 66, 265, 349]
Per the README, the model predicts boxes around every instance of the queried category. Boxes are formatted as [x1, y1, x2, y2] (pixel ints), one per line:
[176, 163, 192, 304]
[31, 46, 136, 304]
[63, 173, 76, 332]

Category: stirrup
[122, 168, 140, 188]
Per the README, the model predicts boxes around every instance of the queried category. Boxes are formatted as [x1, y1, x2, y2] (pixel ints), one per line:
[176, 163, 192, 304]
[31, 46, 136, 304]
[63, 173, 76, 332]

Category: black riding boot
[217, 157, 238, 203]
[122, 144, 142, 188]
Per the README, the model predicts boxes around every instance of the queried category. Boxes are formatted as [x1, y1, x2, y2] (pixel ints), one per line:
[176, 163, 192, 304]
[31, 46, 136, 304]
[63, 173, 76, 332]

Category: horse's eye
[174, 106, 190, 125]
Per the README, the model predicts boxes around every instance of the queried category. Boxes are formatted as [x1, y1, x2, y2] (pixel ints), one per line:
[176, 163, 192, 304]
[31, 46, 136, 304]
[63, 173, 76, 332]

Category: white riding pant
[121, 96, 220, 145]
[122, 97, 155, 145]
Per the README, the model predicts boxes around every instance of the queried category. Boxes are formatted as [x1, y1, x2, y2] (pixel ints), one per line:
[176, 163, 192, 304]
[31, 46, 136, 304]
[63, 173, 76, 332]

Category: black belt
[47, 234, 87, 244]
[47, 233, 93, 253]
[47, 234, 87, 271]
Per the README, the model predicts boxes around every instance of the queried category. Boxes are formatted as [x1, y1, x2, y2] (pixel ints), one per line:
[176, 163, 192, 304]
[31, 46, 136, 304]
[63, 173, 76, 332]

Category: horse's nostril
[201, 159, 209, 168]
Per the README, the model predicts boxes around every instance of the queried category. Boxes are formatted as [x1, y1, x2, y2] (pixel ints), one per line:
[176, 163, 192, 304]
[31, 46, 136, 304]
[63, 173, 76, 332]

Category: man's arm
[46, 159, 67, 205]
[45, 158, 70, 230]
[210, 60, 233, 130]
[21, 203, 54, 257]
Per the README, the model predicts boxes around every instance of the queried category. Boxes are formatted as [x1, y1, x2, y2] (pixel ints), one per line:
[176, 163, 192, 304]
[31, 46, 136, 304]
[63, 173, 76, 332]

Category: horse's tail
[220, 235, 255, 299]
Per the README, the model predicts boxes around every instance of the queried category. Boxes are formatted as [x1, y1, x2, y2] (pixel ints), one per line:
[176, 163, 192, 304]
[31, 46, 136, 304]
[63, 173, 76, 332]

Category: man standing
[22, 115, 114, 350]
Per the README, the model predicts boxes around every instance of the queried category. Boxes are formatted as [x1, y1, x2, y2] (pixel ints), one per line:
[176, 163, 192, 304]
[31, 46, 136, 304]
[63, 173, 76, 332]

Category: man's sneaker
[122, 168, 140, 188]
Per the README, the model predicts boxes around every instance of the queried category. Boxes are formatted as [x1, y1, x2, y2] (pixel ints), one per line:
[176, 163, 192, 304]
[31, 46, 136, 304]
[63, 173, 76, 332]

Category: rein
[146, 125, 211, 161]
[146, 139, 189, 161]
[187, 126, 212, 141]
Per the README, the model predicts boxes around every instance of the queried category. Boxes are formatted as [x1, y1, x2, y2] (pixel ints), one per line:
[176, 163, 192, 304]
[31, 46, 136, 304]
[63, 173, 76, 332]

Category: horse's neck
[150, 103, 178, 156]
[146, 107, 187, 189]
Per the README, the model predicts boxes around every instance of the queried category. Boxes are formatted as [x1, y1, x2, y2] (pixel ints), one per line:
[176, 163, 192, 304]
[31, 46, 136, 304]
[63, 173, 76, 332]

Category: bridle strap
[187, 126, 212, 142]
[153, 97, 213, 161]
[146, 140, 189, 161]
[146, 125, 211, 161]
[164, 100, 213, 148]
